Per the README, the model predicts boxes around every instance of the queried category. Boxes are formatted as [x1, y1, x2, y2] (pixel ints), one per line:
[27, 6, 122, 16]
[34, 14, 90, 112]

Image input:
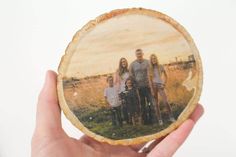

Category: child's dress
[125, 88, 140, 117]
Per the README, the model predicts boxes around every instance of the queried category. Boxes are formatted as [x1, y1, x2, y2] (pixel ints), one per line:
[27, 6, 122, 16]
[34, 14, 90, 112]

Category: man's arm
[136, 89, 141, 114]
[129, 63, 134, 78]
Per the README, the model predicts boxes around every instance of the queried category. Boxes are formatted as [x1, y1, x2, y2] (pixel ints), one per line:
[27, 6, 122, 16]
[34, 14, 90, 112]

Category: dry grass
[64, 67, 195, 111]
[63, 67, 196, 139]
[64, 76, 108, 111]
[164, 68, 195, 107]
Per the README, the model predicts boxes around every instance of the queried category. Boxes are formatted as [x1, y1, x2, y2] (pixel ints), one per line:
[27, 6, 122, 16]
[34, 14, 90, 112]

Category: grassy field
[63, 67, 195, 140]
[71, 104, 185, 139]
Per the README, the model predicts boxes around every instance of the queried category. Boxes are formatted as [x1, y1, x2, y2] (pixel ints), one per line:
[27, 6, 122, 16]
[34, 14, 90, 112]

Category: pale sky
[65, 14, 192, 78]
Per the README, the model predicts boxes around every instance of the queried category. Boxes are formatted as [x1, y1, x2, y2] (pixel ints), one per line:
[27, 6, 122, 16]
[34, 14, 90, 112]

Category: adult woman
[115, 58, 130, 93]
[148, 54, 175, 125]
[114, 57, 130, 123]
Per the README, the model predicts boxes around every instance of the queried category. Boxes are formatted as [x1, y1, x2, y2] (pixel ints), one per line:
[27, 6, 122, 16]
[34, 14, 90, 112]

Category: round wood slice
[57, 8, 203, 145]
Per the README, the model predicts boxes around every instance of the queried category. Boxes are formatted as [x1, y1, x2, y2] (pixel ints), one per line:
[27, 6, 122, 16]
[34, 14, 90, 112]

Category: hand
[31, 70, 204, 157]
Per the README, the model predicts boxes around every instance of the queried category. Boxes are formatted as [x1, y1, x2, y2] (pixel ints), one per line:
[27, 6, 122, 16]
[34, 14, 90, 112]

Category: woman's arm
[147, 68, 154, 96]
[114, 70, 119, 84]
[114, 70, 121, 88]
[163, 66, 168, 84]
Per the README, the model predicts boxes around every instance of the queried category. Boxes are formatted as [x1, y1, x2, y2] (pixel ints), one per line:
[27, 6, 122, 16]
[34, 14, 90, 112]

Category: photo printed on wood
[57, 8, 203, 145]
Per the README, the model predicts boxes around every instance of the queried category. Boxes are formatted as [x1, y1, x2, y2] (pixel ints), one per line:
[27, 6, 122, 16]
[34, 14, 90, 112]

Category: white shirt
[119, 72, 129, 93]
[104, 86, 120, 107]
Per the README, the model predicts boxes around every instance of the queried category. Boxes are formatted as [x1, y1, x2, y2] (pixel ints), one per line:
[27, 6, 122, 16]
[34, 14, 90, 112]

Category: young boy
[104, 75, 122, 126]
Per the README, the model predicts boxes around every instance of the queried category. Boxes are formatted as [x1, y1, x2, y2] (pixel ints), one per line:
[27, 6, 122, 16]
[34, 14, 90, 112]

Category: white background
[0, 0, 236, 156]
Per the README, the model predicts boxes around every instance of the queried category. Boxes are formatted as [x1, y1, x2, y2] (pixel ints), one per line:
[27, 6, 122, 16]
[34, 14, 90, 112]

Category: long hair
[149, 54, 161, 78]
[118, 57, 129, 77]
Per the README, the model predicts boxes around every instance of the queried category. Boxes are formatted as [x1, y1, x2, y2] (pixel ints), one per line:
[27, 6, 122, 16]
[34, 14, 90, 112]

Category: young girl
[124, 77, 141, 126]
[148, 54, 175, 125]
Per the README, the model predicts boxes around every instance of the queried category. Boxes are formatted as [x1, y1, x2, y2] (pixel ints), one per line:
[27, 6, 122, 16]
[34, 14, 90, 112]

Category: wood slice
[57, 8, 203, 145]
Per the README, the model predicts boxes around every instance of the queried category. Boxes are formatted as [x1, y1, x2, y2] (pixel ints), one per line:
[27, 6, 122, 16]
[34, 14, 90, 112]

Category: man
[129, 49, 156, 124]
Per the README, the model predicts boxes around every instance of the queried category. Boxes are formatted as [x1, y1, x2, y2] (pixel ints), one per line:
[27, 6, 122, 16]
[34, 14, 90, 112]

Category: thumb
[35, 70, 62, 134]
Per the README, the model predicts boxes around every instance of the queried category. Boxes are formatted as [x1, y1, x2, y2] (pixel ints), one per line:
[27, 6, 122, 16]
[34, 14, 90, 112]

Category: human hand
[31, 70, 204, 157]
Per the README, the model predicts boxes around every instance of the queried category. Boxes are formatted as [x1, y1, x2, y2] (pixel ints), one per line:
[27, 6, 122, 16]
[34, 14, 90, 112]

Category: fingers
[189, 104, 204, 123]
[35, 70, 62, 134]
[148, 120, 195, 157]
[129, 142, 148, 152]
[80, 135, 146, 157]
[141, 137, 165, 153]
[148, 104, 204, 157]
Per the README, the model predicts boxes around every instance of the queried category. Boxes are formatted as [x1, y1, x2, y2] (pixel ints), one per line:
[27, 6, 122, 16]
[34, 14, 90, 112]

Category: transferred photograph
[61, 13, 199, 140]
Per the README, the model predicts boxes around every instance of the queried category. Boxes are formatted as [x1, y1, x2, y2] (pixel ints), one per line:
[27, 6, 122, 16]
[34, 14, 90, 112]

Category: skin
[114, 58, 128, 88]
[150, 55, 167, 85]
[130, 50, 144, 77]
[31, 70, 204, 157]
[121, 58, 128, 68]
[126, 79, 133, 90]
[108, 77, 114, 87]
[135, 50, 144, 62]
[149, 55, 173, 119]
[125, 79, 141, 111]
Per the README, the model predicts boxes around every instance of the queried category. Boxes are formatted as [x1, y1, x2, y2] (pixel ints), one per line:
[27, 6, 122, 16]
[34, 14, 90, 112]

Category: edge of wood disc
[57, 7, 203, 145]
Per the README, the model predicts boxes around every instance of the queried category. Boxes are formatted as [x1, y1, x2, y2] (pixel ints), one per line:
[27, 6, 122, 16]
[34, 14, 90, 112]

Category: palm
[32, 129, 145, 157]
[79, 135, 145, 157]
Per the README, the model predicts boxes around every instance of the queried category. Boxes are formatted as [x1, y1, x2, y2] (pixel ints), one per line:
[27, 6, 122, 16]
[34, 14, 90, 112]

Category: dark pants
[119, 92, 129, 124]
[138, 86, 157, 124]
[121, 101, 129, 124]
[110, 106, 122, 126]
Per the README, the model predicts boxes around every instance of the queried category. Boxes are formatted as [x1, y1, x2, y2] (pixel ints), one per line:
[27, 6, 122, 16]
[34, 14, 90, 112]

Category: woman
[114, 57, 130, 123]
[115, 58, 130, 93]
[148, 54, 175, 125]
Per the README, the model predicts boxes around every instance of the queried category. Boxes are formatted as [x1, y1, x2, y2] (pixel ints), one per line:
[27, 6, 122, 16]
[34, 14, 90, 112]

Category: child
[124, 77, 141, 126]
[104, 75, 122, 126]
[118, 91, 129, 124]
